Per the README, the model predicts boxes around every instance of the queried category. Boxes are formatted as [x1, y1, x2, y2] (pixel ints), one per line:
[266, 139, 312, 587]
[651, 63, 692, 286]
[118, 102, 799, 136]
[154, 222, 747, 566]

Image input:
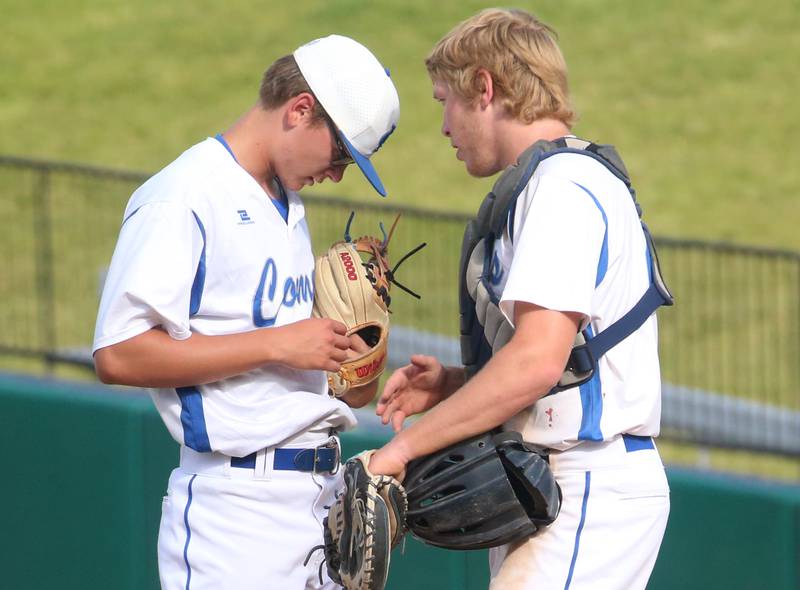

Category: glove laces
[343, 211, 427, 304]
[302, 488, 343, 585]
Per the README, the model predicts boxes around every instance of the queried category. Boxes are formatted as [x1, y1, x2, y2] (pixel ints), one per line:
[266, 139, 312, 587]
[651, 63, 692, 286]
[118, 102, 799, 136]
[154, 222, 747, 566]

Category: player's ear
[476, 69, 494, 109]
[286, 92, 316, 127]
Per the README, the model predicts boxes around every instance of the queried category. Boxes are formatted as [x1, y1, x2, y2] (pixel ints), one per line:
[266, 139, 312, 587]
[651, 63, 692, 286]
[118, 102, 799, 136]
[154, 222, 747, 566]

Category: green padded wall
[650, 468, 800, 590]
[0, 374, 176, 590]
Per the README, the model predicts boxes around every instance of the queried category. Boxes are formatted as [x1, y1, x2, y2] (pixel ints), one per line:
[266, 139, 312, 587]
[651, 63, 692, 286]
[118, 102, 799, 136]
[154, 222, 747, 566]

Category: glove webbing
[345, 211, 427, 306]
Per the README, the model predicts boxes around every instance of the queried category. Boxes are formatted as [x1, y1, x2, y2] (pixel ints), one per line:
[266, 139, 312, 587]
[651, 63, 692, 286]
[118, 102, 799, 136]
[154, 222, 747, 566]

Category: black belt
[231, 442, 340, 474]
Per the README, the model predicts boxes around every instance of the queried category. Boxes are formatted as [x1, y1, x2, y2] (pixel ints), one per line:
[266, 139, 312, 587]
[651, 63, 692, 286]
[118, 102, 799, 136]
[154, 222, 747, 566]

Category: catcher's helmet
[403, 431, 561, 550]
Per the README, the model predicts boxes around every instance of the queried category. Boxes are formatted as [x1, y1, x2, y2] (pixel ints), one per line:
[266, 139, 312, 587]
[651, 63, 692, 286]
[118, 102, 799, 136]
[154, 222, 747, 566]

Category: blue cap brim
[338, 132, 387, 197]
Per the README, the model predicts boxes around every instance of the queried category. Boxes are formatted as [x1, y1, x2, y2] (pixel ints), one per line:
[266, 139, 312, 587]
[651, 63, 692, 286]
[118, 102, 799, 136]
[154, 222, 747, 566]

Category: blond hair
[425, 8, 576, 127]
[259, 55, 327, 124]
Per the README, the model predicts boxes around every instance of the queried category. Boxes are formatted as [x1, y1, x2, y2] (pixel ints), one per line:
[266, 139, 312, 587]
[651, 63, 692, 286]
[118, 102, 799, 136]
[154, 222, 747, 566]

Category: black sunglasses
[324, 114, 355, 168]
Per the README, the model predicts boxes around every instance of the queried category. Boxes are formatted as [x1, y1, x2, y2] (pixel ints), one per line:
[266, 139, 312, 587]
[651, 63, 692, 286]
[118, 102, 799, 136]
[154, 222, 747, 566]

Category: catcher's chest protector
[458, 137, 673, 388]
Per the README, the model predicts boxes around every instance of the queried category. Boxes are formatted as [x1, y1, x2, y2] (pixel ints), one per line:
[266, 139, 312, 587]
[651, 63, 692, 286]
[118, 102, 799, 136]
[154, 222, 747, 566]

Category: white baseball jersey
[488, 151, 662, 450]
[485, 149, 669, 590]
[93, 137, 357, 457]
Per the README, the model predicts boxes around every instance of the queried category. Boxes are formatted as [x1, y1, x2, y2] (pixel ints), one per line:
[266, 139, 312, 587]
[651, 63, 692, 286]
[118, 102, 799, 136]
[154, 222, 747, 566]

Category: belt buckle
[314, 437, 340, 475]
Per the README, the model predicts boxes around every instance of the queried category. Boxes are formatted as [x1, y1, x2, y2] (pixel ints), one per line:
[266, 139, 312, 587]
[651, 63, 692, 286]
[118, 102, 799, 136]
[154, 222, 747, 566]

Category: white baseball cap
[294, 35, 400, 197]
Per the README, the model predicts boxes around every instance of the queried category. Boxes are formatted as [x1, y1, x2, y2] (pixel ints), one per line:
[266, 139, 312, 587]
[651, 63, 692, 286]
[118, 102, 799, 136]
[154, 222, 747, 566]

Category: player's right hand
[272, 318, 350, 372]
[376, 354, 448, 432]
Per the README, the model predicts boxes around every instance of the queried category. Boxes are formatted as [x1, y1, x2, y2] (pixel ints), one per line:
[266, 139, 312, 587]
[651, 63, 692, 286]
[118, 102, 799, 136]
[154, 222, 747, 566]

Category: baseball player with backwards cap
[371, 9, 671, 590]
[92, 35, 399, 589]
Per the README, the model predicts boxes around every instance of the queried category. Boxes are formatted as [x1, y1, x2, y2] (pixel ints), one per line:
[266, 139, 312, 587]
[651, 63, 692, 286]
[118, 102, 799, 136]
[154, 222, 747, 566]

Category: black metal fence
[2, 155, 798, 478]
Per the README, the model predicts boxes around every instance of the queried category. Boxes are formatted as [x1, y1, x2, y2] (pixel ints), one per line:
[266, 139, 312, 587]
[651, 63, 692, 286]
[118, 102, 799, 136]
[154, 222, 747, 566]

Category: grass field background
[2, 0, 799, 250]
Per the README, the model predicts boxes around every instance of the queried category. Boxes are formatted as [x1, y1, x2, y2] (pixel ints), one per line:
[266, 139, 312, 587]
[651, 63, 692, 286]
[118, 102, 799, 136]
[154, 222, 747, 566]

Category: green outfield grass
[1, 0, 799, 249]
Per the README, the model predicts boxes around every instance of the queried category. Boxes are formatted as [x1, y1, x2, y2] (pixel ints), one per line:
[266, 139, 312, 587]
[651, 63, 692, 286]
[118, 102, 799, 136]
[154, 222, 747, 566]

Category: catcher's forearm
[384, 306, 579, 464]
[386, 345, 552, 464]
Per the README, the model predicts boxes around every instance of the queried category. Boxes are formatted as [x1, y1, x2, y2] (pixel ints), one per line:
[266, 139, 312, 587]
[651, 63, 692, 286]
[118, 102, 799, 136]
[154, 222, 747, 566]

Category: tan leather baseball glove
[312, 213, 425, 397]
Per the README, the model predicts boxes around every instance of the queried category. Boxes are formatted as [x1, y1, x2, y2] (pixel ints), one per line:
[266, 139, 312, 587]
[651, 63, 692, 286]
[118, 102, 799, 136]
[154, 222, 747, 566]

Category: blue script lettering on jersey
[253, 258, 313, 327]
[282, 274, 314, 308]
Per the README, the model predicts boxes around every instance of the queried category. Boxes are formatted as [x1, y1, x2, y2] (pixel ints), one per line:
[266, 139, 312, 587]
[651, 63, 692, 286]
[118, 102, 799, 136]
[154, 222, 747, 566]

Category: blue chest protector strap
[458, 137, 674, 391]
[562, 230, 672, 388]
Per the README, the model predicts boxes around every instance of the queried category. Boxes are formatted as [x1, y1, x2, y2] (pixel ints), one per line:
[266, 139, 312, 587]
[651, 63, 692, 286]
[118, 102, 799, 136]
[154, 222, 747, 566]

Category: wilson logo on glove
[312, 211, 426, 397]
[355, 353, 387, 379]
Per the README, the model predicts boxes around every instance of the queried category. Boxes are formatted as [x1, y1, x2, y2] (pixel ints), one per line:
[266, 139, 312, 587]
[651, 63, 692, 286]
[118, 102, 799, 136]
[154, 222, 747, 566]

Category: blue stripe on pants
[183, 475, 197, 590]
[565, 471, 592, 590]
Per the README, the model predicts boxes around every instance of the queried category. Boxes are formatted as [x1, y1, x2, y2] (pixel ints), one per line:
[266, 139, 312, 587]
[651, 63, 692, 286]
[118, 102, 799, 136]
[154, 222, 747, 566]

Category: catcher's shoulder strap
[458, 136, 674, 389]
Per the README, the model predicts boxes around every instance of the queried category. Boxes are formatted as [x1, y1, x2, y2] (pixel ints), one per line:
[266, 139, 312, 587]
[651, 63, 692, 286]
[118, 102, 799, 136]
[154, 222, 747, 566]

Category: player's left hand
[367, 444, 409, 483]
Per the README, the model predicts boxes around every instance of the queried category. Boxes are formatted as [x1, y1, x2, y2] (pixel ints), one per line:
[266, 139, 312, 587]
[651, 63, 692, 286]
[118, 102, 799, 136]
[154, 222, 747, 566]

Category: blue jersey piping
[176, 386, 211, 452]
